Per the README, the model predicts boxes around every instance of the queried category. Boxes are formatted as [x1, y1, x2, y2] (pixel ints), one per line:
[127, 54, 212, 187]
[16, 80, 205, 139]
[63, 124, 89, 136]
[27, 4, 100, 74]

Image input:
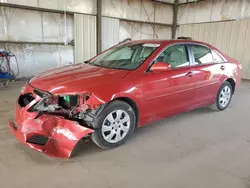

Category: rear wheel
[91, 100, 136, 149]
[215, 81, 233, 111]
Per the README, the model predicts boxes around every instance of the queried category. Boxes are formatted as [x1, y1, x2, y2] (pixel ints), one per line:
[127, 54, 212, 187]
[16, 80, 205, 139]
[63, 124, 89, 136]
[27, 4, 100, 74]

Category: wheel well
[226, 78, 235, 94]
[114, 97, 139, 126]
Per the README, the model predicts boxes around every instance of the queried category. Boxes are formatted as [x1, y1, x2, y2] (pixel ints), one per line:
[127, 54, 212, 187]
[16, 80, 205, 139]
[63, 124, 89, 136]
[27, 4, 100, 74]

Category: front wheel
[91, 100, 136, 149]
[215, 81, 233, 111]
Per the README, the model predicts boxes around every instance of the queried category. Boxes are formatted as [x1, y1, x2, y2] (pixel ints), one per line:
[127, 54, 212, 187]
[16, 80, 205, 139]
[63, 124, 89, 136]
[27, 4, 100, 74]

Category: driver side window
[156, 44, 190, 68]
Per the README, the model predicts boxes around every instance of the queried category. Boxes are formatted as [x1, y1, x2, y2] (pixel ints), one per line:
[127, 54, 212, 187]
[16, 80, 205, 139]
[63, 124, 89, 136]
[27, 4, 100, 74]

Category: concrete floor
[1, 81, 250, 188]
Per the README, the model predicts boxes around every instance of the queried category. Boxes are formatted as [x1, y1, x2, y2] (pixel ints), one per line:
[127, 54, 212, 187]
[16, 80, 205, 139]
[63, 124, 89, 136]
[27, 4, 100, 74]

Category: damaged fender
[9, 107, 94, 158]
[9, 84, 109, 158]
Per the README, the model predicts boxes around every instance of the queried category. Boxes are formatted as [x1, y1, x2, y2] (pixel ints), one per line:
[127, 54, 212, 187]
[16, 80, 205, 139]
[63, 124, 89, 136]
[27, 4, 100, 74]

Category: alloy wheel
[101, 110, 131, 143]
[219, 85, 232, 108]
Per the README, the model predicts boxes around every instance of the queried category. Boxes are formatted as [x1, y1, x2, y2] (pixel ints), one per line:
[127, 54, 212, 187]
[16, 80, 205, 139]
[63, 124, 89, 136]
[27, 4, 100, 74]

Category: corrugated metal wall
[0, 0, 97, 14]
[0, 0, 98, 78]
[102, 0, 173, 42]
[39, 0, 97, 14]
[120, 21, 171, 40]
[74, 14, 96, 63]
[0, 7, 74, 78]
[177, 19, 250, 79]
[0, 7, 74, 42]
[102, 17, 172, 52]
[102, 0, 173, 25]
[177, 0, 250, 79]
[105, 0, 173, 43]
[178, 0, 250, 25]
[0, 43, 73, 78]
[102, 17, 119, 51]
[0, 0, 174, 78]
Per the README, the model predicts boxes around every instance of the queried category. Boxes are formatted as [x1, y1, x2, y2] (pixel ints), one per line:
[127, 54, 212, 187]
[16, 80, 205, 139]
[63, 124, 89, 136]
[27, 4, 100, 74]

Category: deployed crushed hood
[29, 63, 129, 94]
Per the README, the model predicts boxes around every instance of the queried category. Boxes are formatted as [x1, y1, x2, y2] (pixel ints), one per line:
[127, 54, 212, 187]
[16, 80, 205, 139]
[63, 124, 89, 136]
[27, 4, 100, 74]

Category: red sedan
[9, 39, 242, 158]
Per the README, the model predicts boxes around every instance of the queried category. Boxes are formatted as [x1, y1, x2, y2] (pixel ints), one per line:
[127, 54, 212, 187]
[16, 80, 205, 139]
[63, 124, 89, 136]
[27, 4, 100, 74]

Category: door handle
[220, 65, 225, 70]
[186, 71, 193, 77]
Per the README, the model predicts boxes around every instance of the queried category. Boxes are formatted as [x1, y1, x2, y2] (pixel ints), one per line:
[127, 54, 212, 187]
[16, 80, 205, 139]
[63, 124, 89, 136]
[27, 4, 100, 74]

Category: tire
[215, 81, 233, 111]
[91, 100, 136, 149]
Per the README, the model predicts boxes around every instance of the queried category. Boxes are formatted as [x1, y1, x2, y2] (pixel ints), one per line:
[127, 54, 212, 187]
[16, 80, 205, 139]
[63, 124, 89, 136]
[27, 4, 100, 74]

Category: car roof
[127, 39, 212, 47]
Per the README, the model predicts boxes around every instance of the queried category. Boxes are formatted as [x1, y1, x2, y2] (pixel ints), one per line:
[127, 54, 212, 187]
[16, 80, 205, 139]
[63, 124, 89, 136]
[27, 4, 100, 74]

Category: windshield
[89, 43, 159, 70]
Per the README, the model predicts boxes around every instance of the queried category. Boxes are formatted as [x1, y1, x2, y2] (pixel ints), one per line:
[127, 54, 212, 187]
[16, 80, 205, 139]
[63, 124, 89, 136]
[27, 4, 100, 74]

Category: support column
[97, 0, 102, 54]
[172, 0, 179, 39]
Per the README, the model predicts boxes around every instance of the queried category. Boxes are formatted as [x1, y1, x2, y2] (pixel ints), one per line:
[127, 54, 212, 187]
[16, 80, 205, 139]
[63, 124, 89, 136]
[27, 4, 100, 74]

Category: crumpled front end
[9, 84, 97, 158]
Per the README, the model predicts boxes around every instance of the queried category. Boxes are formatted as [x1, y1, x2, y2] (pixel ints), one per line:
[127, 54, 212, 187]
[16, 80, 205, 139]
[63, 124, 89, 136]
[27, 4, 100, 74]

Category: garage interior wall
[0, 7, 75, 78]
[100, 0, 173, 51]
[74, 14, 96, 63]
[177, 0, 250, 79]
[0, 0, 174, 78]
[74, 0, 174, 63]
[0, 0, 97, 78]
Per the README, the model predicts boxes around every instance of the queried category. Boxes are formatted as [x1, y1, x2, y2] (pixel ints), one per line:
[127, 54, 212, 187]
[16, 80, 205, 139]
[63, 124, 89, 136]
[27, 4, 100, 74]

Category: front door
[142, 44, 196, 121]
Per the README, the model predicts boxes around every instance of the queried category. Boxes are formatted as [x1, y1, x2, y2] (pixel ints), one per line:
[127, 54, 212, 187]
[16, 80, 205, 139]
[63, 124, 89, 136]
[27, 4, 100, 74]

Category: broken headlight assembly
[29, 92, 91, 118]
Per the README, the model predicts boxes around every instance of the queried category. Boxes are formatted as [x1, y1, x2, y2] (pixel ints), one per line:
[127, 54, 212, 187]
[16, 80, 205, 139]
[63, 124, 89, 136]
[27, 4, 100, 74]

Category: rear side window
[191, 45, 214, 65]
[212, 51, 224, 63]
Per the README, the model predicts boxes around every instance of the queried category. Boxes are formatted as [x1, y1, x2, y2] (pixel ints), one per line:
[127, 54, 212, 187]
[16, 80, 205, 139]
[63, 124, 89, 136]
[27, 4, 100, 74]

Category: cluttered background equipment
[0, 50, 19, 87]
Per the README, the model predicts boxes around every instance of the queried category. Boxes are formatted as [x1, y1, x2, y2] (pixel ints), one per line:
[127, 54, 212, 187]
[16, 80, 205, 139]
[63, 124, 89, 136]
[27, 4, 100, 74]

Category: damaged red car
[9, 39, 241, 158]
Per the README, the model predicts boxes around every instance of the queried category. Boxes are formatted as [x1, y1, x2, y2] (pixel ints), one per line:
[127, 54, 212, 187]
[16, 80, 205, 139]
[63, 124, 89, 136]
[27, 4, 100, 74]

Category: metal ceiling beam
[0, 40, 66, 45]
[103, 16, 173, 27]
[0, 2, 92, 16]
[151, 0, 174, 6]
[178, 0, 206, 5]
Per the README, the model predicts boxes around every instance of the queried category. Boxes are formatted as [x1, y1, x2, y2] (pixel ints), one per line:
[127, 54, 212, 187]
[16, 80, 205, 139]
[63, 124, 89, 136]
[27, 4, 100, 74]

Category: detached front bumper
[9, 87, 94, 158]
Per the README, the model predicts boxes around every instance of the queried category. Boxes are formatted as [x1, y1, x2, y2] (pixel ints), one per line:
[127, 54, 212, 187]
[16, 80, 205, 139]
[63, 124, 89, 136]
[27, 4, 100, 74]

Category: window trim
[212, 50, 226, 63]
[188, 44, 227, 67]
[146, 42, 227, 72]
[188, 44, 215, 66]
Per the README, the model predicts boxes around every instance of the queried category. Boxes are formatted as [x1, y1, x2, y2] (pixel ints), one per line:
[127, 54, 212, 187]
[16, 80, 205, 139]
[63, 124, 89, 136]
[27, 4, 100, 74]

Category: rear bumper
[9, 102, 94, 159]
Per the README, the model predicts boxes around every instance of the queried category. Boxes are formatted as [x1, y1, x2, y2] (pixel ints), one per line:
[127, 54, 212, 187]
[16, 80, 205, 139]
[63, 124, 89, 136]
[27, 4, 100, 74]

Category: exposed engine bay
[18, 88, 105, 128]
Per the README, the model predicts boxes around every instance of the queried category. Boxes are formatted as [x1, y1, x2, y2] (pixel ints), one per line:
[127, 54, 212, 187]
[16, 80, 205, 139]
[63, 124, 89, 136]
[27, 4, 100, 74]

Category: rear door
[189, 44, 226, 104]
[142, 44, 197, 121]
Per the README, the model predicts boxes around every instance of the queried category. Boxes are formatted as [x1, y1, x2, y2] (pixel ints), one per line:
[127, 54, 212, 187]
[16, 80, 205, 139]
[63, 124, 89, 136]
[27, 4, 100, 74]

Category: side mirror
[150, 62, 171, 72]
